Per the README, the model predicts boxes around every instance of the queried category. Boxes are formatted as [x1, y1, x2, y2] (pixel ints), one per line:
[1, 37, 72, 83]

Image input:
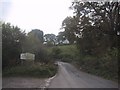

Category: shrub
[77, 48, 118, 81]
[51, 47, 61, 59]
[3, 64, 58, 78]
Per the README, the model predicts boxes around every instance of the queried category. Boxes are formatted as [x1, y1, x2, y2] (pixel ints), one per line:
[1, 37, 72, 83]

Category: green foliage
[28, 29, 44, 43]
[57, 45, 79, 58]
[2, 22, 54, 69]
[77, 26, 110, 56]
[3, 63, 58, 78]
[57, 32, 66, 45]
[56, 1, 119, 81]
[61, 17, 77, 44]
[2, 23, 57, 77]
[77, 48, 118, 81]
[49, 45, 79, 62]
[71, 1, 119, 48]
[50, 47, 61, 59]
[2, 23, 26, 68]
[44, 34, 57, 46]
[60, 1, 119, 56]
[22, 29, 49, 63]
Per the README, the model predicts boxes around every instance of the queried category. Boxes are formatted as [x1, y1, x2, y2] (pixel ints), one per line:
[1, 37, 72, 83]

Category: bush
[2, 23, 26, 68]
[77, 48, 118, 81]
[51, 47, 61, 59]
[50, 45, 79, 63]
[3, 63, 58, 78]
[59, 53, 73, 62]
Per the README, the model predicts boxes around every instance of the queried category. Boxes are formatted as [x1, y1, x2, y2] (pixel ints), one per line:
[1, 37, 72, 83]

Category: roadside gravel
[2, 77, 47, 88]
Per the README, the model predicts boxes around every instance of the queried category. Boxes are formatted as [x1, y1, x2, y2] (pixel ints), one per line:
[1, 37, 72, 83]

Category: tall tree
[57, 31, 67, 44]
[23, 29, 48, 63]
[2, 23, 26, 68]
[44, 34, 57, 46]
[71, 1, 120, 48]
[61, 16, 78, 44]
[28, 29, 44, 43]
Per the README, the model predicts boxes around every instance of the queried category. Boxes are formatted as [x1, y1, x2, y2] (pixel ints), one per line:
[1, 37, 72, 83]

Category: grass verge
[72, 56, 118, 82]
[3, 63, 58, 78]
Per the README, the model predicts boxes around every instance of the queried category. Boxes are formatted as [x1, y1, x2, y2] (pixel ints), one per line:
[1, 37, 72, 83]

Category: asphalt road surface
[49, 62, 118, 88]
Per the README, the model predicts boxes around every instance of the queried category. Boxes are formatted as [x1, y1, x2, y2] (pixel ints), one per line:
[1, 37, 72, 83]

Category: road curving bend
[48, 62, 118, 88]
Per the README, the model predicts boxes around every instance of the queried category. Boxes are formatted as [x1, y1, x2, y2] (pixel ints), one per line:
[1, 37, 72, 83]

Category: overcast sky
[1, 0, 73, 35]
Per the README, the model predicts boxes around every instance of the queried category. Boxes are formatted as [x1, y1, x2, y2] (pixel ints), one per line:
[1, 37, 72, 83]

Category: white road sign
[20, 53, 35, 60]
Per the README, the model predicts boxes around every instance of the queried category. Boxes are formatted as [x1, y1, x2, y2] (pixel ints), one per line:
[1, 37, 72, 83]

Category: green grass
[48, 44, 77, 53]
[47, 44, 79, 62]
[57, 45, 78, 56]
[58, 45, 79, 62]
[3, 63, 58, 78]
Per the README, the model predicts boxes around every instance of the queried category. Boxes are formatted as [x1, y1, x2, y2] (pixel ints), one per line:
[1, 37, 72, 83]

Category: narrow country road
[49, 62, 118, 88]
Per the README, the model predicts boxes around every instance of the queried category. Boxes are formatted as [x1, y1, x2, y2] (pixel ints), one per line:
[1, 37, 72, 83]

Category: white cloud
[3, 0, 73, 35]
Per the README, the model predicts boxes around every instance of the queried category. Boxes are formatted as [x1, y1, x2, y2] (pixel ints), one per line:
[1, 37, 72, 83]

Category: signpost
[20, 53, 35, 65]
